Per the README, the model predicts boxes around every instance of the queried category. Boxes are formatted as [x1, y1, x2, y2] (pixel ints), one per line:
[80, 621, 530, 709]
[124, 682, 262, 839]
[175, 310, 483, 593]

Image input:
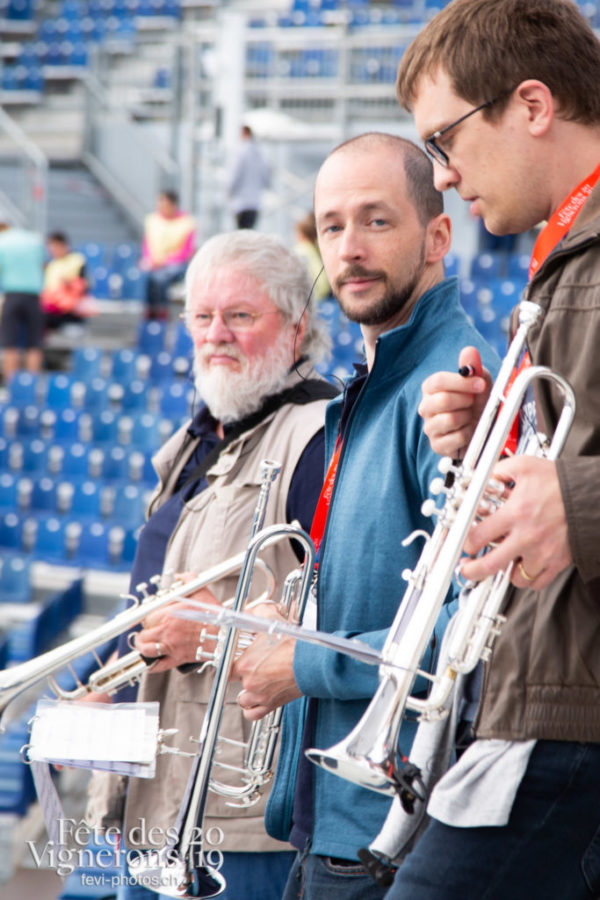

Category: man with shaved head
[233, 133, 499, 900]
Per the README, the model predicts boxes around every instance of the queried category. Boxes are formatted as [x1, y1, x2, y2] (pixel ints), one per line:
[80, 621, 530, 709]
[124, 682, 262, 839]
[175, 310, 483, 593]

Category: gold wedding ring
[518, 561, 539, 583]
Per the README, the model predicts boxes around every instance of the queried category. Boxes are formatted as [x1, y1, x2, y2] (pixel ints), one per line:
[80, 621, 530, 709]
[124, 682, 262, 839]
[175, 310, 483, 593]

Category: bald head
[316, 133, 443, 226]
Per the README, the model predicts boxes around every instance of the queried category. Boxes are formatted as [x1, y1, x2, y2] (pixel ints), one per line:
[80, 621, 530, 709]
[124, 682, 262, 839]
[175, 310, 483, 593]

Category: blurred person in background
[41, 231, 92, 331]
[86, 229, 336, 900]
[140, 190, 196, 320]
[0, 220, 45, 382]
[293, 211, 331, 303]
[227, 125, 272, 229]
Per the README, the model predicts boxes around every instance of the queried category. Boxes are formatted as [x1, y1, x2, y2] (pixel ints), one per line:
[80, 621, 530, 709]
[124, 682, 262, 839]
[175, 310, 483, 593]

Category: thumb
[458, 346, 484, 378]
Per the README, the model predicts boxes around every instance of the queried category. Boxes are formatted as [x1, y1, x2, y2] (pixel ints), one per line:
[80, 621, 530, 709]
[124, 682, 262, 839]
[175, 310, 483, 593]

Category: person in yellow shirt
[140, 190, 196, 320]
[41, 232, 90, 331]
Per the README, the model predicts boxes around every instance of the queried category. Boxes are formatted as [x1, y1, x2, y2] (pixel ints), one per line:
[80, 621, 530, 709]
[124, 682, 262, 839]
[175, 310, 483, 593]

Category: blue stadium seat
[470, 251, 505, 282]
[149, 350, 174, 383]
[111, 483, 145, 529]
[130, 412, 161, 451]
[91, 265, 110, 298]
[23, 63, 44, 91]
[17, 406, 41, 438]
[111, 242, 138, 273]
[7, 0, 34, 19]
[172, 321, 194, 358]
[507, 252, 530, 283]
[64, 443, 89, 477]
[111, 347, 139, 382]
[47, 373, 76, 410]
[43, 41, 67, 65]
[0, 474, 18, 510]
[22, 439, 48, 474]
[0, 512, 21, 550]
[61, 0, 86, 20]
[39, 20, 58, 40]
[1, 67, 20, 91]
[83, 377, 111, 413]
[71, 479, 102, 519]
[35, 516, 67, 561]
[121, 379, 148, 412]
[122, 265, 146, 300]
[72, 346, 104, 380]
[159, 381, 192, 419]
[54, 408, 81, 442]
[8, 371, 40, 406]
[76, 522, 126, 568]
[103, 445, 129, 480]
[90, 409, 119, 444]
[0, 555, 31, 604]
[137, 320, 167, 355]
[30, 476, 57, 512]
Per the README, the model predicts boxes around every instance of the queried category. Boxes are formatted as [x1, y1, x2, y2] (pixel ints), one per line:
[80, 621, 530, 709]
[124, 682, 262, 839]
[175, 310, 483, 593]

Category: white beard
[193, 340, 294, 423]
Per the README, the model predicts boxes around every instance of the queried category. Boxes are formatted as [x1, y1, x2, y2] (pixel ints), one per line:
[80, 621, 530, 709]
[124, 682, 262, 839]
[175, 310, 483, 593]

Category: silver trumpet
[303, 299, 576, 806]
[0, 460, 282, 722]
[0, 551, 274, 724]
[128, 521, 317, 899]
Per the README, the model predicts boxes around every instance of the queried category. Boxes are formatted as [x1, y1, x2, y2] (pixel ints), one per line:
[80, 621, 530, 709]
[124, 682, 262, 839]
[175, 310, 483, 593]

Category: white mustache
[197, 343, 243, 364]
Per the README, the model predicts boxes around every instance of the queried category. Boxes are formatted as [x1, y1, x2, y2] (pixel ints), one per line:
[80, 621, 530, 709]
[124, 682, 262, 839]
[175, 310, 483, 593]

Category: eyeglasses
[182, 309, 280, 332]
[424, 98, 498, 168]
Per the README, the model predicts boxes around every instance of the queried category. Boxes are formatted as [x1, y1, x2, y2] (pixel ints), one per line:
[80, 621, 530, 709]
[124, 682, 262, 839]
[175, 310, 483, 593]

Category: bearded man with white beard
[86, 230, 336, 900]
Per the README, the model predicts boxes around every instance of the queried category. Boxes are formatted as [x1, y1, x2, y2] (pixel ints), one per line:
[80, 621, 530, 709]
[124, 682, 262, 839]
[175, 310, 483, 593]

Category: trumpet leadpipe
[0, 551, 274, 723]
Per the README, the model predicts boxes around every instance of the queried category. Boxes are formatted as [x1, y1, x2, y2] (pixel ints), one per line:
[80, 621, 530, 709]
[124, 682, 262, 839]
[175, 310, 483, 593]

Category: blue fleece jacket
[265, 277, 500, 859]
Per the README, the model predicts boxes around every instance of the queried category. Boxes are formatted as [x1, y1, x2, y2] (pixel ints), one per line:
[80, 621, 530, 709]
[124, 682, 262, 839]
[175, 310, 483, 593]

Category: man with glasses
[86, 230, 336, 900]
[386, 1, 600, 898]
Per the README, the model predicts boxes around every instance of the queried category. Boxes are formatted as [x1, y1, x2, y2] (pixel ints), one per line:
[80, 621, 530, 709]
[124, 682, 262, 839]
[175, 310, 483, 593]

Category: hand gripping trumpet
[128, 523, 317, 899]
[302, 299, 576, 808]
[0, 553, 274, 725]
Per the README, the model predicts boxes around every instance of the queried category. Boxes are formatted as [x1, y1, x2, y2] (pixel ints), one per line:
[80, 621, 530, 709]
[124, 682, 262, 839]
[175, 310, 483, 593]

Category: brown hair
[323, 132, 443, 226]
[396, 0, 600, 125]
[296, 211, 318, 244]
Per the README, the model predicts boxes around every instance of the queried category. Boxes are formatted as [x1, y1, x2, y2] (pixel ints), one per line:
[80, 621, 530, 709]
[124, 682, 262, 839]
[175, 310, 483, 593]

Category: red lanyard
[504, 163, 600, 454]
[309, 437, 342, 562]
[530, 162, 600, 278]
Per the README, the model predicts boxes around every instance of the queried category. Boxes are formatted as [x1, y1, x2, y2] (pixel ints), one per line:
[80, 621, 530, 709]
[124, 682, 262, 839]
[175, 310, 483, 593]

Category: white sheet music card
[27, 700, 160, 778]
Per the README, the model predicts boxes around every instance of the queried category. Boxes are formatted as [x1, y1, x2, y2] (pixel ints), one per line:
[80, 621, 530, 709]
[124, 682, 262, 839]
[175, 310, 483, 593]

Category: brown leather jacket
[476, 182, 600, 742]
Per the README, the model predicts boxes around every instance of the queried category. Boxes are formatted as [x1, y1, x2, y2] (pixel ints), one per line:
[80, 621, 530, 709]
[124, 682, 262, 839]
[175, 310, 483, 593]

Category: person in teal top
[233, 133, 500, 900]
[0, 222, 45, 381]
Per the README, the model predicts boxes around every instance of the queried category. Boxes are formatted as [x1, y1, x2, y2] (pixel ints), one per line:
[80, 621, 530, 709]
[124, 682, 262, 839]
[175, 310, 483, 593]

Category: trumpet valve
[421, 499, 439, 519]
[429, 477, 447, 497]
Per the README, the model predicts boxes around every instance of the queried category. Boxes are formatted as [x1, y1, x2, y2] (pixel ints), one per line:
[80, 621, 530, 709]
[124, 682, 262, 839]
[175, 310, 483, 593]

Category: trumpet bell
[305, 744, 396, 796]
[128, 853, 225, 899]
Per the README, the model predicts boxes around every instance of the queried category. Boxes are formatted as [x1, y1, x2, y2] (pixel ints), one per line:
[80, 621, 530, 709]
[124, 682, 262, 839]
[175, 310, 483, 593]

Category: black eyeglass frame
[424, 98, 497, 167]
